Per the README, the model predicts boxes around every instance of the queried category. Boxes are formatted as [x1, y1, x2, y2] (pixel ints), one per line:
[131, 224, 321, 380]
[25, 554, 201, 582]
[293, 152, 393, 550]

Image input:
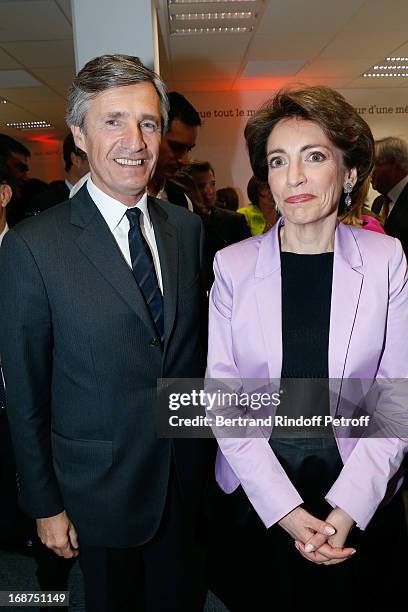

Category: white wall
[185, 87, 408, 207]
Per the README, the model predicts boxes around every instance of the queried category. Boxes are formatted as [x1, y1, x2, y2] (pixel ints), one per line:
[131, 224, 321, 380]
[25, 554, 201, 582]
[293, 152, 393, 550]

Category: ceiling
[0, 0, 407, 142]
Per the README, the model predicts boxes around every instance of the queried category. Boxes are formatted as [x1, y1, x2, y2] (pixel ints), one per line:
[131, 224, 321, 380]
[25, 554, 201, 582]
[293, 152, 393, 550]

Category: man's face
[193, 169, 217, 208]
[155, 118, 198, 180]
[7, 152, 29, 197]
[371, 160, 395, 195]
[71, 82, 161, 206]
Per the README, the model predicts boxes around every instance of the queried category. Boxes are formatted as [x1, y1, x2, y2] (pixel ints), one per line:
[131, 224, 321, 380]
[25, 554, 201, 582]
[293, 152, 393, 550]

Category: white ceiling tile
[247, 32, 334, 61]
[32, 67, 75, 94]
[345, 0, 408, 31]
[0, 70, 42, 87]
[2, 40, 75, 69]
[0, 1, 72, 42]
[3, 86, 62, 102]
[242, 60, 307, 78]
[298, 59, 371, 78]
[0, 48, 20, 69]
[256, 0, 365, 34]
[317, 31, 408, 60]
[172, 61, 240, 79]
[170, 34, 252, 61]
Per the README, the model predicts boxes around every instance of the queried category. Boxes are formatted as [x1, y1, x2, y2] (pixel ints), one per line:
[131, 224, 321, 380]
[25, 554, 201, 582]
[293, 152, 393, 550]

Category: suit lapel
[385, 182, 408, 231]
[254, 222, 283, 379]
[148, 197, 178, 349]
[329, 224, 364, 414]
[70, 186, 156, 336]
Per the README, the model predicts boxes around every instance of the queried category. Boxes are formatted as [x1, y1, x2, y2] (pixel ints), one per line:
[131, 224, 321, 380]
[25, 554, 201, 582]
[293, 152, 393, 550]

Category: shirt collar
[0, 223, 8, 247]
[388, 174, 408, 204]
[86, 177, 151, 231]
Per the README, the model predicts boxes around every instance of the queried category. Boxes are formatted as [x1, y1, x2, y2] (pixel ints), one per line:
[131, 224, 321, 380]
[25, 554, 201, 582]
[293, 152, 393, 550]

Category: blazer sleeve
[206, 250, 303, 527]
[0, 229, 64, 518]
[326, 238, 408, 528]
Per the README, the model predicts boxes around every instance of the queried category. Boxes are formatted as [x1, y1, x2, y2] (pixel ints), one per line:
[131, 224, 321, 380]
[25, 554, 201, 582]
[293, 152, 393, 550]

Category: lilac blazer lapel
[254, 221, 283, 379]
[329, 223, 364, 418]
[254, 221, 364, 401]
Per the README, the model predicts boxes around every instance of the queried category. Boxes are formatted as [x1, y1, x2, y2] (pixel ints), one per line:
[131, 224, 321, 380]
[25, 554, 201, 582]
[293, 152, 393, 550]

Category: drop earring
[343, 182, 353, 207]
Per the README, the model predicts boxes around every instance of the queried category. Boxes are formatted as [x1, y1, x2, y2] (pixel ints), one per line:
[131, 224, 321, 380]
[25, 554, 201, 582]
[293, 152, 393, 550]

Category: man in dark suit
[149, 92, 201, 209]
[0, 54, 209, 612]
[184, 160, 251, 289]
[371, 136, 408, 254]
[30, 133, 90, 214]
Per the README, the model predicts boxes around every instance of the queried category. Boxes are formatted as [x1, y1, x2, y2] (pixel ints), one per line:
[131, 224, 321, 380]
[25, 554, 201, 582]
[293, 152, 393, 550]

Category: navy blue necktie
[126, 208, 164, 342]
[0, 366, 6, 411]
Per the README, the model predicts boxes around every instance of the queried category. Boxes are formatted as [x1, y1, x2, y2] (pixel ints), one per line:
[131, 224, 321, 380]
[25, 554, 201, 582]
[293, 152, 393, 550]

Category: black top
[281, 252, 334, 378]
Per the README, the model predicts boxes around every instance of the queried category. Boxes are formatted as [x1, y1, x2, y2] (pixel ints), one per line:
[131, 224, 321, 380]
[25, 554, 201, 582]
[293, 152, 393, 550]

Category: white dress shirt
[86, 178, 163, 293]
[387, 174, 408, 218]
[156, 182, 194, 212]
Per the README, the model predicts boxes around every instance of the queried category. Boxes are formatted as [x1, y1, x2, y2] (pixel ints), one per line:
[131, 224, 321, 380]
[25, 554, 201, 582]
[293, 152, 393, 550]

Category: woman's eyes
[268, 151, 326, 168]
[269, 157, 285, 168]
[307, 151, 326, 162]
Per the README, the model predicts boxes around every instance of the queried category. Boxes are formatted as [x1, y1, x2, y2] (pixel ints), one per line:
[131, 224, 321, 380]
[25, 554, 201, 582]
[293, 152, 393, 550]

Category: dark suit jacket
[202, 206, 251, 290]
[372, 183, 408, 254]
[0, 185, 210, 547]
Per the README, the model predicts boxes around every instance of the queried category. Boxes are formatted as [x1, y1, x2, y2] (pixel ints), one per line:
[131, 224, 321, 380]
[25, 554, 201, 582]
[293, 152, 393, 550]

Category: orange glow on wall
[21, 137, 64, 183]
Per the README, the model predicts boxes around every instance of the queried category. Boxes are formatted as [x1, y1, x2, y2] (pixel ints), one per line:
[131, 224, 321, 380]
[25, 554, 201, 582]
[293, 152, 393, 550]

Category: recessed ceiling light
[6, 120, 52, 129]
[173, 25, 252, 33]
[170, 11, 254, 20]
[0, 98, 7, 104]
[362, 56, 408, 78]
[363, 73, 408, 78]
[169, 0, 257, 4]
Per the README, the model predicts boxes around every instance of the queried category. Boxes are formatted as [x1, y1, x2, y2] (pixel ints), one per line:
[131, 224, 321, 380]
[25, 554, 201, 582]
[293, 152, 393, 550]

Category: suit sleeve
[326, 238, 408, 528]
[206, 251, 303, 527]
[0, 229, 64, 518]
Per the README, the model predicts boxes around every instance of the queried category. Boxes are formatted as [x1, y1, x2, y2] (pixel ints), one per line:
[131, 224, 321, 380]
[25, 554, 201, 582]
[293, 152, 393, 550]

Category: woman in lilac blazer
[206, 87, 408, 611]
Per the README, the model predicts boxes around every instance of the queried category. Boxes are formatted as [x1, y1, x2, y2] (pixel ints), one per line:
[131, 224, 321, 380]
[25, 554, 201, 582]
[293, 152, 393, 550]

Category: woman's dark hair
[244, 86, 374, 212]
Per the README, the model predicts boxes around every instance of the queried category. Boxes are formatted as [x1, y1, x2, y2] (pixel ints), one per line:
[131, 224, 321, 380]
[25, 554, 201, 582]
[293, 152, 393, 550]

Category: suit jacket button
[149, 337, 160, 347]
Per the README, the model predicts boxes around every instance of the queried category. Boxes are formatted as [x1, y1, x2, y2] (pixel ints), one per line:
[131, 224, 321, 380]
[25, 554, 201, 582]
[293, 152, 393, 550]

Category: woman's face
[266, 117, 356, 226]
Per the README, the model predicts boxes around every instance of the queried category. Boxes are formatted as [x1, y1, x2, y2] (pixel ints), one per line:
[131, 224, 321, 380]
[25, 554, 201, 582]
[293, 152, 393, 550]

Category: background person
[184, 160, 250, 290]
[371, 136, 408, 252]
[237, 175, 277, 235]
[216, 187, 239, 212]
[0, 134, 30, 226]
[149, 91, 201, 210]
[206, 86, 408, 611]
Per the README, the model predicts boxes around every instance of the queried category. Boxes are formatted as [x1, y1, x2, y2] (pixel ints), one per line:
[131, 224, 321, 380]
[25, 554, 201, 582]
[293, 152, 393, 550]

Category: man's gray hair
[66, 54, 169, 133]
[375, 136, 408, 173]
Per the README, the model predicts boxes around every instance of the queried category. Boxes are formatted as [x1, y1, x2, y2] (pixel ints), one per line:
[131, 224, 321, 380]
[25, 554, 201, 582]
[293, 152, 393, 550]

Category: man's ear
[70, 150, 81, 169]
[0, 183, 12, 208]
[71, 126, 87, 155]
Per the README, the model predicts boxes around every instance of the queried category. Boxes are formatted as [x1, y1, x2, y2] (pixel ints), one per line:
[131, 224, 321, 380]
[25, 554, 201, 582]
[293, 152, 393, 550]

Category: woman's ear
[345, 167, 358, 188]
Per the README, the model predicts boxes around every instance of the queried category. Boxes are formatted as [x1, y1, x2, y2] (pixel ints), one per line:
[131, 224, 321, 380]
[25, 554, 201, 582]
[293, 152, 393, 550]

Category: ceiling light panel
[362, 57, 408, 78]
[168, 0, 262, 34]
[169, 0, 258, 3]
[6, 120, 52, 129]
[170, 11, 254, 19]
[173, 26, 252, 34]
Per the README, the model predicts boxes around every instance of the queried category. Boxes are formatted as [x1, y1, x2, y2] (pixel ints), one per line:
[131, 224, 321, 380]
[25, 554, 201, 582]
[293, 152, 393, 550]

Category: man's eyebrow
[266, 144, 331, 158]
